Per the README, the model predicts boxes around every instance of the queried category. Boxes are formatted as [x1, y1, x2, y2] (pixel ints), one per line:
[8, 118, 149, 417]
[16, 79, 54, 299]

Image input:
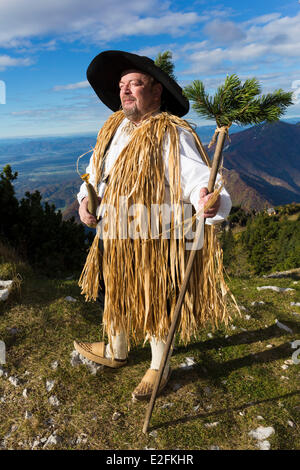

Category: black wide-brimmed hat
[86, 50, 189, 117]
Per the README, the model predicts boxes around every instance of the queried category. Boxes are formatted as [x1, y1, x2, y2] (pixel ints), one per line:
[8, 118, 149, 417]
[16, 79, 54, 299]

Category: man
[74, 50, 232, 399]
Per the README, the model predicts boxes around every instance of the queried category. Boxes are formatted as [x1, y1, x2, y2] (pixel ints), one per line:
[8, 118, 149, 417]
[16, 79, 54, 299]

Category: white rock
[31, 439, 40, 449]
[76, 434, 88, 444]
[205, 422, 219, 428]
[22, 388, 28, 398]
[257, 416, 264, 420]
[248, 426, 275, 440]
[25, 411, 33, 420]
[49, 395, 60, 407]
[257, 440, 271, 450]
[65, 296, 77, 302]
[266, 344, 273, 349]
[275, 320, 293, 334]
[245, 315, 251, 320]
[284, 359, 294, 365]
[161, 403, 174, 409]
[238, 305, 247, 311]
[70, 350, 103, 375]
[0, 289, 10, 301]
[251, 301, 265, 306]
[46, 380, 55, 392]
[257, 286, 295, 293]
[186, 357, 196, 365]
[51, 361, 59, 370]
[292, 312, 300, 316]
[290, 302, 300, 307]
[112, 412, 121, 421]
[207, 333, 213, 338]
[280, 376, 289, 380]
[193, 405, 200, 412]
[0, 280, 13, 288]
[149, 430, 158, 438]
[43, 434, 61, 448]
[281, 365, 288, 370]
[288, 420, 294, 427]
[8, 376, 19, 387]
[231, 325, 237, 330]
[210, 445, 220, 450]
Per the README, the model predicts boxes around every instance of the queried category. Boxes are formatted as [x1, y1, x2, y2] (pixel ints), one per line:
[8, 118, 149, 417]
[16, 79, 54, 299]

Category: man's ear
[153, 82, 163, 100]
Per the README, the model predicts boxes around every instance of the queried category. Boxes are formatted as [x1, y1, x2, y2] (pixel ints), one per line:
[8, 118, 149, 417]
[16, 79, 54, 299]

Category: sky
[1, 0, 300, 139]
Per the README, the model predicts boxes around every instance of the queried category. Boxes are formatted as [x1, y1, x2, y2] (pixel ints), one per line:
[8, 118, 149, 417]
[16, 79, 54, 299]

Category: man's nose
[122, 83, 131, 94]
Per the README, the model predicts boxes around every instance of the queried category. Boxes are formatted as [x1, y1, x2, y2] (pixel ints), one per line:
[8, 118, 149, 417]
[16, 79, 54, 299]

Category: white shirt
[77, 117, 232, 225]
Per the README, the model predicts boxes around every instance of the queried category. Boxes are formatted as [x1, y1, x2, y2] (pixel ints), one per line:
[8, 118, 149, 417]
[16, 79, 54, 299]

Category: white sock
[105, 331, 127, 360]
[150, 336, 174, 378]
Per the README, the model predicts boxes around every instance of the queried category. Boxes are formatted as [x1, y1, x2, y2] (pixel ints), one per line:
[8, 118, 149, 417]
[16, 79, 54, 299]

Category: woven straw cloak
[79, 110, 237, 347]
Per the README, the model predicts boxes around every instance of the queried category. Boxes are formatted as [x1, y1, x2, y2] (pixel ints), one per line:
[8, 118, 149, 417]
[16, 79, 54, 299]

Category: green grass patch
[0, 265, 299, 450]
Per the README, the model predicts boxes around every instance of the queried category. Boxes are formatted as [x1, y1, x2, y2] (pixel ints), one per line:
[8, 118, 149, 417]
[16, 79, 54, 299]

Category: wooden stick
[142, 128, 228, 434]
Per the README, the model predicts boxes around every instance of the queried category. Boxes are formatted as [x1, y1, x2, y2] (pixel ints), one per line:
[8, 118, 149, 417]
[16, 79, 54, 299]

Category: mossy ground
[0, 263, 299, 450]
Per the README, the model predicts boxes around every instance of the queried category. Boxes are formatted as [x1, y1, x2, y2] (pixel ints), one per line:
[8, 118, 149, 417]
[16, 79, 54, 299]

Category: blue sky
[1, 0, 300, 138]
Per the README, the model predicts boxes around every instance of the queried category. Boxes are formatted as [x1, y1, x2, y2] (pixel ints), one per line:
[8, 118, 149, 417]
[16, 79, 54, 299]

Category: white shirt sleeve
[77, 153, 97, 205]
[164, 126, 232, 225]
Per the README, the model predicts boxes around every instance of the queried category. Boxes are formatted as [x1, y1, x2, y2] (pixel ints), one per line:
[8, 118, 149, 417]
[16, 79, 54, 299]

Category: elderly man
[74, 50, 232, 399]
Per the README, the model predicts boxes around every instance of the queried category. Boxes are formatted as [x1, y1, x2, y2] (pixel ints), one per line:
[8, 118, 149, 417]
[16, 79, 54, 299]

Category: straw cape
[78, 109, 238, 348]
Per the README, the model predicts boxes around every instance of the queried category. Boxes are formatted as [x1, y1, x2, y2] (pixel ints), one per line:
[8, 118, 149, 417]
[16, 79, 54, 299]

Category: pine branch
[154, 51, 176, 80]
[184, 74, 293, 128]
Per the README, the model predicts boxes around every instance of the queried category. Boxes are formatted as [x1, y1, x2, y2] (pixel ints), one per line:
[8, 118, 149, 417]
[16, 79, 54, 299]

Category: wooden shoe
[73, 340, 127, 368]
[132, 367, 172, 400]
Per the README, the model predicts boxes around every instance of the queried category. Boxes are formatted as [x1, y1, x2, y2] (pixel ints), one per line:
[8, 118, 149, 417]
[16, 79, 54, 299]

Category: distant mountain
[210, 121, 300, 210]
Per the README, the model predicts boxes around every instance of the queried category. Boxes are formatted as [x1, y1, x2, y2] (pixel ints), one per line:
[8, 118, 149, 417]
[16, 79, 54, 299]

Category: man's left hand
[198, 187, 220, 218]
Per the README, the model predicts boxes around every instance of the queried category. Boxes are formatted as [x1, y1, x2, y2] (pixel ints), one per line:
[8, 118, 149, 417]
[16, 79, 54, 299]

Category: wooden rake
[142, 127, 228, 434]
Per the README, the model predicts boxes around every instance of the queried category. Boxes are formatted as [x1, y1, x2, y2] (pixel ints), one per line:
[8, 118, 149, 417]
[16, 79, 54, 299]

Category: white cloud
[53, 81, 89, 91]
[182, 11, 300, 77]
[0, 54, 33, 70]
[203, 19, 246, 44]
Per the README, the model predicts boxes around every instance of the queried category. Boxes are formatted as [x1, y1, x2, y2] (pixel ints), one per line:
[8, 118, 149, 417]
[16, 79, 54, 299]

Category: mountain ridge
[1, 120, 300, 219]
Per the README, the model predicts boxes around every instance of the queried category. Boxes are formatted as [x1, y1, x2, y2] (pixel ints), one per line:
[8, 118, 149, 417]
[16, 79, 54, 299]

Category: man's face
[119, 70, 162, 123]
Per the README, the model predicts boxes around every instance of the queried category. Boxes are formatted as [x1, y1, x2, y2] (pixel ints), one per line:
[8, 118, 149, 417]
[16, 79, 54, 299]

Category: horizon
[1, 1, 300, 139]
[0, 116, 300, 143]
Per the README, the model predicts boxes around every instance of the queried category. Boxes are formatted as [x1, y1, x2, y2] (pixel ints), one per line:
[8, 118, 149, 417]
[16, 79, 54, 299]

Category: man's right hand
[79, 197, 100, 226]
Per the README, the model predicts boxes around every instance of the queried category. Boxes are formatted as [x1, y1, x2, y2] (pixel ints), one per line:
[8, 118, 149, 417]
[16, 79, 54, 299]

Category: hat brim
[86, 50, 189, 117]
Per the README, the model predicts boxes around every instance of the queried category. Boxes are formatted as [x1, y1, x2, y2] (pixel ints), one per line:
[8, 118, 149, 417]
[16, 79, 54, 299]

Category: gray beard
[122, 103, 141, 123]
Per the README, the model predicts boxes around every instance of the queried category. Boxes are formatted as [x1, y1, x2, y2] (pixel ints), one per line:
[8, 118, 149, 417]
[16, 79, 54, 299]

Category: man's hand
[198, 187, 220, 218]
[79, 197, 100, 226]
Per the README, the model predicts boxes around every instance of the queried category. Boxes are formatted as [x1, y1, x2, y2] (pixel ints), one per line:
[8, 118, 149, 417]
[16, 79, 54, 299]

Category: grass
[0, 259, 299, 450]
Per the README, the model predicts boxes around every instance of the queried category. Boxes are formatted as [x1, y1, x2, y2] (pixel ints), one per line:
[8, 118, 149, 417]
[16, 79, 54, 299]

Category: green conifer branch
[154, 51, 176, 80]
[184, 74, 293, 128]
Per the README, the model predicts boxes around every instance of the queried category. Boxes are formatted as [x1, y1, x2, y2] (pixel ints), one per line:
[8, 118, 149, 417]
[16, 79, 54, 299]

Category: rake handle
[142, 128, 228, 434]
